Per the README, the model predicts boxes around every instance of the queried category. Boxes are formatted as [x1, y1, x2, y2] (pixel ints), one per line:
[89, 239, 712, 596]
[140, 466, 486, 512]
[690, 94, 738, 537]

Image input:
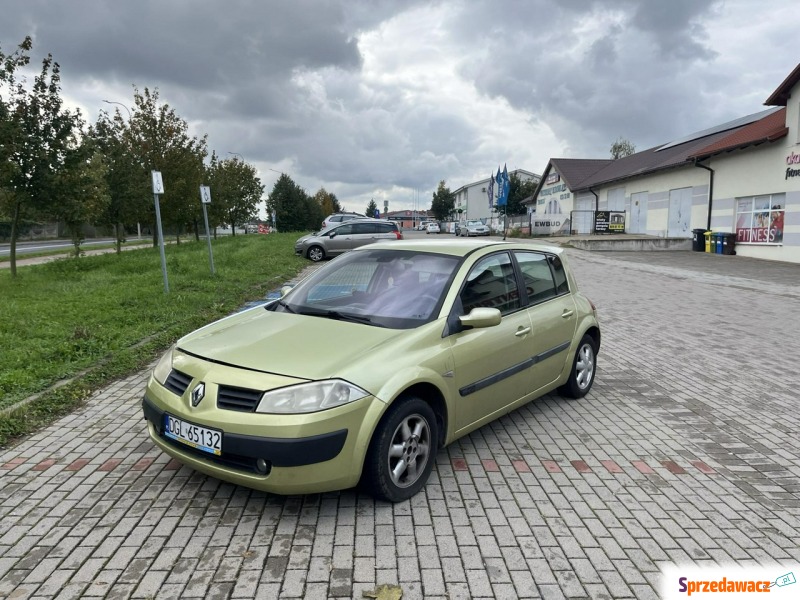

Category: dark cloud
[2, 0, 798, 210]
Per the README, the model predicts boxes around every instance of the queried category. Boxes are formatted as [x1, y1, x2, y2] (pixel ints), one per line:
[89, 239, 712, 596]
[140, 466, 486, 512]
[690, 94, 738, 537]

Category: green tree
[55, 142, 111, 256]
[90, 108, 142, 253]
[430, 180, 454, 221]
[267, 173, 314, 232]
[506, 172, 538, 216]
[206, 154, 264, 236]
[0, 37, 84, 276]
[127, 87, 207, 244]
[610, 136, 636, 159]
[365, 198, 378, 218]
[315, 187, 338, 217]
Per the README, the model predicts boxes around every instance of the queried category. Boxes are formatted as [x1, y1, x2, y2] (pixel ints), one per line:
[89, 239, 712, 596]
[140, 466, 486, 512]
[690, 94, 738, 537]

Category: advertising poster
[736, 197, 784, 244]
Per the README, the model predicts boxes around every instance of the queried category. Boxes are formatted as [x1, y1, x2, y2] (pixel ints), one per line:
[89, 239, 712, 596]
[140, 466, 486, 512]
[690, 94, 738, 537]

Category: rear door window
[514, 251, 568, 305]
[352, 222, 378, 235]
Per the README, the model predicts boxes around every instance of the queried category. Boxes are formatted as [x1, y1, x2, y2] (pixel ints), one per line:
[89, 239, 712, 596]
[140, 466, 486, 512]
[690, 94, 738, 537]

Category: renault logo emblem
[190, 382, 205, 407]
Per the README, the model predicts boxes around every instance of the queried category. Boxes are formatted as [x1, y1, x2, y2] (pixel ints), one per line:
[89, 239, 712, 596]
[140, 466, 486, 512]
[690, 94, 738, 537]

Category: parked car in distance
[295, 218, 403, 262]
[142, 239, 600, 501]
[416, 221, 431, 230]
[426, 222, 441, 234]
[321, 212, 365, 230]
[460, 219, 491, 236]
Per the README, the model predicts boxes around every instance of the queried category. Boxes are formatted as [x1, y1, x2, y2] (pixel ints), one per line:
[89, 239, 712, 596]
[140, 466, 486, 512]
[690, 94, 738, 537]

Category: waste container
[692, 229, 706, 252]
[722, 233, 736, 255]
[704, 231, 713, 253]
[714, 232, 723, 254]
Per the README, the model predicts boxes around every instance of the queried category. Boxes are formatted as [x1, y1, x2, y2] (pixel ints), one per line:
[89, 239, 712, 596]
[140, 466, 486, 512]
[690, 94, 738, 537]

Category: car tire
[558, 334, 597, 399]
[362, 396, 438, 502]
[307, 245, 326, 262]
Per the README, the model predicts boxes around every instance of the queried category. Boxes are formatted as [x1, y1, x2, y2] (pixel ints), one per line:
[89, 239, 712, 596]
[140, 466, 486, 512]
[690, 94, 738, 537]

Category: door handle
[515, 327, 531, 337]
[561, 310, 574, 318]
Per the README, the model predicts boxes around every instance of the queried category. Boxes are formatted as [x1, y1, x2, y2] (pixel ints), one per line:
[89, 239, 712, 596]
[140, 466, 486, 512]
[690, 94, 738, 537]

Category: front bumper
[142, 374, 386, 495]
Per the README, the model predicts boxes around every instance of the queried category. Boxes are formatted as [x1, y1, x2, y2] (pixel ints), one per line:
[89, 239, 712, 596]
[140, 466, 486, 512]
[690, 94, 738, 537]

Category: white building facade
[527, 63, 800, 263]
[453, 169, 541, 223]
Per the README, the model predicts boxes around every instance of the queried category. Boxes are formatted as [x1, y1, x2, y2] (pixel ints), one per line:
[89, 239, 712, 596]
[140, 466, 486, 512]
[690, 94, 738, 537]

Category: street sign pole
[199, 185, 215, 275]
[151, 171, 169, 293]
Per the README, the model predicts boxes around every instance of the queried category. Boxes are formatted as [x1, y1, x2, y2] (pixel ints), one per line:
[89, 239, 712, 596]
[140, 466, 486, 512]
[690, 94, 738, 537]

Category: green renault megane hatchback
[142, 239, 600, 502]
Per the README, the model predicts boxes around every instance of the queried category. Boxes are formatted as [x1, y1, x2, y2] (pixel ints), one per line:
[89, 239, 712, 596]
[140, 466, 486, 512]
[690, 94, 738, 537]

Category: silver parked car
[321, 212, 365, 230]
[295, 218, 403, 262]
[460, 219, 491, 236]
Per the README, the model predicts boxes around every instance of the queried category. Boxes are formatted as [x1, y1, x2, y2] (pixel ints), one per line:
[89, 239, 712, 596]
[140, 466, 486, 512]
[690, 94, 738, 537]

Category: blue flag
[487, 173, 494, 208]
[497, 165, 508, 206]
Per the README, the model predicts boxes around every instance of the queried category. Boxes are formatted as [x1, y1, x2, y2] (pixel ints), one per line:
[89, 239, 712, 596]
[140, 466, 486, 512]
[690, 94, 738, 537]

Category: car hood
[295, 233, 319, 244]
[177, 308, 400, 382]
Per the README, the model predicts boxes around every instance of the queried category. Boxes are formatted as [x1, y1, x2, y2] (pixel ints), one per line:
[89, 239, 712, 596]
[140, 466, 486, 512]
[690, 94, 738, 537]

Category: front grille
[164, 369, 192, 397]
[160, 434, 263, 474]
[217, 385, 262, 412]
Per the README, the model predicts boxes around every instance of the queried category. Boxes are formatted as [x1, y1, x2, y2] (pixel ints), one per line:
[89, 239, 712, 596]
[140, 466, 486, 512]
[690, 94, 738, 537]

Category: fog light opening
[255, 458, 272, 475]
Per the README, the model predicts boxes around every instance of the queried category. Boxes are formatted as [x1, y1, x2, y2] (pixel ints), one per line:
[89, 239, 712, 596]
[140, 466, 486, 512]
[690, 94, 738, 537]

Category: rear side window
[549, 255, 569, 294]
[330, 216, 343, 223]
[377, 223, 397, 233]
[352, 222, 378, 234]
[515, 251, 556, 305]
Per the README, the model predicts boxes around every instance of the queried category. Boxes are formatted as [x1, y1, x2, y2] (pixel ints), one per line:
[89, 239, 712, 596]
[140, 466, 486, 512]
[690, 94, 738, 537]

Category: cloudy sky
[3, 0, 799, 215]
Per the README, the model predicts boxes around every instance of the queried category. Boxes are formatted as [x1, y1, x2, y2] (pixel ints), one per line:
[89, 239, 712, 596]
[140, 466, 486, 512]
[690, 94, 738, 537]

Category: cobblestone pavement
[2, 249, 800, 599]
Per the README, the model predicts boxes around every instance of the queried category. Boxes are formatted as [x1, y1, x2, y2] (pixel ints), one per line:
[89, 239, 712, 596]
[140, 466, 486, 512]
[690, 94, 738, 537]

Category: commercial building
[453, 169, 541, 224]
[526, 63, 800, 263]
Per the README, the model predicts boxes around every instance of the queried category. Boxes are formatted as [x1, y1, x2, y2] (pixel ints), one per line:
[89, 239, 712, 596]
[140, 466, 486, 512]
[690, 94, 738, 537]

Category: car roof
[327, 217, 396, 228]
[360, 239, 564, 257]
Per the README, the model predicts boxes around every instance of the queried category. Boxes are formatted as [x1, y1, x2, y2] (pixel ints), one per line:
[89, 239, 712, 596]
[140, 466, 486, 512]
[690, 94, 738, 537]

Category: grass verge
[0, 233, 309, 447]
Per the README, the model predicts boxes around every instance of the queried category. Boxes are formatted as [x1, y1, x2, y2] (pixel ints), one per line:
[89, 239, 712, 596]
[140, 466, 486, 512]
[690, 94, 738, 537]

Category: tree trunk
[9, 199, 21, 277]
[115, 222, 123, 254]
[193, 218, 200, 241]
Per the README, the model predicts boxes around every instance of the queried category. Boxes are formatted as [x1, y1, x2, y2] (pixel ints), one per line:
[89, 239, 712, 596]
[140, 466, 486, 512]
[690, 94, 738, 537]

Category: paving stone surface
[2, 247, 800, 598]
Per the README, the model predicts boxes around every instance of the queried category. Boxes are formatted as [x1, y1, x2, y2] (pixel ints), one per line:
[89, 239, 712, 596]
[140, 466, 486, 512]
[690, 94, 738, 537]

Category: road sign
[151, 171, 165, 195]
[200, 185, 211, 204]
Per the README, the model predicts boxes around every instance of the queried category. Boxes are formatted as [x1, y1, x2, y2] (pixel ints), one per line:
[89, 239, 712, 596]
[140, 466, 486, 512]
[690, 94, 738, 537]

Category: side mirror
[459, 307, 501, 329]
[280, 285, 293, 298]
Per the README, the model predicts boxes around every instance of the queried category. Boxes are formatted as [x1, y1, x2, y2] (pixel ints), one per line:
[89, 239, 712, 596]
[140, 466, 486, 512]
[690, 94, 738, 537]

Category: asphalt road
[0, 238, 120, 257]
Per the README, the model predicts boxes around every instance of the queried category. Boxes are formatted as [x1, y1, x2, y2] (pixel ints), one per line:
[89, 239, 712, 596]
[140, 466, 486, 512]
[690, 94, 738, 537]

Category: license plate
[163, 414, 222, 456]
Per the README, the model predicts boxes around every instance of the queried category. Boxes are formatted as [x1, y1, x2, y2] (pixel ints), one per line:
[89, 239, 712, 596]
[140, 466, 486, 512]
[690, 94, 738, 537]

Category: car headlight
[256, 379, 369, 414]
[153, 345, 175, 385]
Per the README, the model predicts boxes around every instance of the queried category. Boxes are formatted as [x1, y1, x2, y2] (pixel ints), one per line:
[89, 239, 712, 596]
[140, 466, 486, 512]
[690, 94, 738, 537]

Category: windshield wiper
[325, 310, 385, 327]
[273, 300, 295, 313]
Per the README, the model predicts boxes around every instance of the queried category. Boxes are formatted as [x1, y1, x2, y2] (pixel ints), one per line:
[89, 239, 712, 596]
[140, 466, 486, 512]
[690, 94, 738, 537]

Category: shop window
[735, 194, 784, 244]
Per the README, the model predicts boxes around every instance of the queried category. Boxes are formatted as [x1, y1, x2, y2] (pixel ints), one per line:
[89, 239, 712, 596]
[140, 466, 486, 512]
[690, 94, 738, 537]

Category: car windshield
[467, 221, 482, 226]
[271, 249, 460, 328]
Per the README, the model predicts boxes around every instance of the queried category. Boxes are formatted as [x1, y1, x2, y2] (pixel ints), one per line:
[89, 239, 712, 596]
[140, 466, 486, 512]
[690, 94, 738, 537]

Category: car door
[513, 251, 577, 394]
[349, 222, 379, 249]
[325, 223, 355, 255]
[449, 252, 534, 433]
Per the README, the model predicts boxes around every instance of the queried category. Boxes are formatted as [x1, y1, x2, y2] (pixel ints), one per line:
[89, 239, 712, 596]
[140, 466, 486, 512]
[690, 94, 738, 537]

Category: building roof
[765, 63, 800, 106]
[571, 108, 783, 192]
[550, 159, 612, 189]
[453, 168, 541, 194]
[689, 107, 788, 160]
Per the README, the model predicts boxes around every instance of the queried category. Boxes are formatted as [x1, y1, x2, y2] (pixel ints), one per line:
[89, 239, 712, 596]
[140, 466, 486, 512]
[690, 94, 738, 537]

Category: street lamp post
[102, 99, 131, 120]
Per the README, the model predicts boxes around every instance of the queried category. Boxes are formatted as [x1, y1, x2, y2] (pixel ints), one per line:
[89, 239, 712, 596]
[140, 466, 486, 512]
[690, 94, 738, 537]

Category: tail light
[394, 230, 403, 239]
